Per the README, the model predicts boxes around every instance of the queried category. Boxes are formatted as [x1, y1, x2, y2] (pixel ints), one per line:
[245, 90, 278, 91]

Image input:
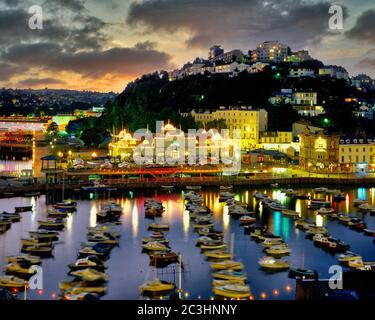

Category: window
[363, 155, 366, 162]
[341, 156, 344, 162]
[349, 148, 352, 153]
[356, 156, 359, 162]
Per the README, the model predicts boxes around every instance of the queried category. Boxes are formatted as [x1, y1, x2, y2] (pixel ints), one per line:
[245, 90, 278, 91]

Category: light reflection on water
[0, 187, 375, 300]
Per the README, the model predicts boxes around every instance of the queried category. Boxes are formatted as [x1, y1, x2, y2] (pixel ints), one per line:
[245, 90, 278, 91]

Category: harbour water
[1, 186, 375, 300]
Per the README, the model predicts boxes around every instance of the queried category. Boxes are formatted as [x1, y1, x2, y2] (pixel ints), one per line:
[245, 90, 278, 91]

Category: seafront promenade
[1, 174, 375, 198]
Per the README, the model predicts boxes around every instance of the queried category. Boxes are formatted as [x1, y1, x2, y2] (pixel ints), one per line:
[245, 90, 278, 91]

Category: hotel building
[252, 41, 290, 63]
[185, 107, 268, 151]
[299, 129, 375, 174]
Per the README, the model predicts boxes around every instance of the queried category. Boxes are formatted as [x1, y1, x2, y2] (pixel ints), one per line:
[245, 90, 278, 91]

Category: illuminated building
[299, 129, 340, 173]
[109, 123, 233, 163]
[293, 92, 317, 106]
[108, 129, 138, 160]
[319, 65, 349, 82]
[252, 41, 290, 63]
[185, 107, 268, 151]
[292, 91, 325, 117]
[289, 68, 315, 78]
[259, 131, 295, 155]
[339, 137, 375, 174]
[300, 129, 375, 174]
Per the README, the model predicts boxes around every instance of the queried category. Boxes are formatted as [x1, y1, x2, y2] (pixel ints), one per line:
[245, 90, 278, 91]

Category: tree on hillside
[46, 122, 59, 136]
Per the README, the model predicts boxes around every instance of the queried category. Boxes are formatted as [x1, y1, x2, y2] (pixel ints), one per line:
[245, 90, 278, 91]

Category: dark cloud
[127, 0, 339, 49]
[0, 5, 109, 52]
[346, 9, 375, 43]
[3, 42, 173, 78]
[17, 77, 66, 87]
[357, 58, 375, 68]
[0, 1, 173, 85]
[0, 62, 23, 81]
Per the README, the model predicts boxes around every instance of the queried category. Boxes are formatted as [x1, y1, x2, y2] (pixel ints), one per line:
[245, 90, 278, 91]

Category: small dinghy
[70, 268, 109, 282]
[213, 284, 251, 299]
[68, 256, 106, 271]
[140, 279, 175, 295]
[288, 266, 318, 280]
[211, 260, 244, 271]
[258, 256, 290, 271]
[15, 206, 33, 213]
[212, 270, 247, 281]
[142, 241, 169, 252]
[0, 276, 27, 288]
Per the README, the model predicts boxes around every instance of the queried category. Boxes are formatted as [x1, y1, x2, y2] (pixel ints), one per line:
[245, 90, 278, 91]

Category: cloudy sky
[0, 0, 374, 92]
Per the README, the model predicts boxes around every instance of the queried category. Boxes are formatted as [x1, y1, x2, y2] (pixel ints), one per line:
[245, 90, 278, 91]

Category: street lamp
[308, 162, 312, 177]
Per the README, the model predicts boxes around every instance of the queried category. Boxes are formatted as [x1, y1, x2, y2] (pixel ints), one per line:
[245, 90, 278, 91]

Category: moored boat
[211, 260, 244, 271]
[282, 209, 300, 218]
[70, 268, 109, 282]
[59, 281, 107, 295]
[239, 215, 256, 225]
[313, 234, 350, 252]
[140, 279, 175, 295]
[213, 284, 251, 299]
[317, 207, 334, 215]
[142, 241, 169, 252]
[38, 218, 65, 230]
[212, 270, 247, 281]
[149, 252, 179, 266]
[258, 256, 290, 271]
[148, 223, 170, 231]
[288, 266, 318, 280]
[205, 250, 233, 260]
[21, 245, 53, 256]
[338, 252, 363, 265]
[364, 229, 375, 237]
[6, 254, 41, 265]
[68, 256, 106, 271]
[0, 275, 27, 288]
[265, 244, 291, 256]
[15, 206, 33, 213]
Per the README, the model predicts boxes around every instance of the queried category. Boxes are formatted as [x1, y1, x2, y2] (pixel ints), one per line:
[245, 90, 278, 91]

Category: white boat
[219, 186, 233, 191]
[239, 215, 256, 225]
[358, 203, 375, 212]
[142, 241, 169, 252]
[318, 207, 334, 215]
[353, 199, 367, 206]
[70, 268, 109, 282]
[186, 186, 202, 190]
[258, 256, 290, 270]
[265, 245, 291, 256]
[283, 189, 298, 196]
[0, 275, 26, 288]
[338, 252, 363, 265]
[219, 192, 234, 201]
[213, 284, 251, 299]
[140, 279, 175, 295]
[161, 186, 174, 191]
[314, 187, 328, 193]
[211, 260, 244, 271]
[212, 270, 247, 281]
[282, 209, 300, 218]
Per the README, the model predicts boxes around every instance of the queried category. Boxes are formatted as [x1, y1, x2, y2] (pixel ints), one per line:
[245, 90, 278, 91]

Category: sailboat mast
[178, 254, 182, 299]
[230, 232, 235, 255]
